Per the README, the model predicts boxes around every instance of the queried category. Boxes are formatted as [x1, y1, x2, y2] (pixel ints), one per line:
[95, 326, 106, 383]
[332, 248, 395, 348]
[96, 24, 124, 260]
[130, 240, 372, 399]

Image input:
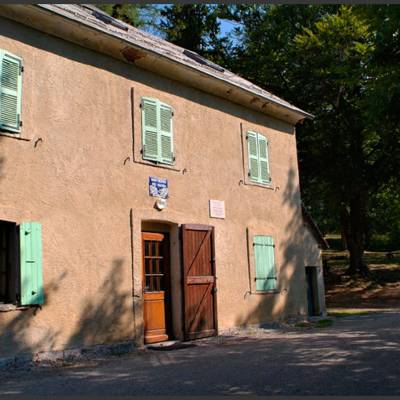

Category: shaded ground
[324, 251, 400, 309]
[1, 311, 400, 395]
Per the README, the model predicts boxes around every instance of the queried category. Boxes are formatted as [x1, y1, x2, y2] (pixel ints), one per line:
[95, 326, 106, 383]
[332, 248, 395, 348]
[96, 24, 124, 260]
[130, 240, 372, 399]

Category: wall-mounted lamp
[155, 198, 167, 211]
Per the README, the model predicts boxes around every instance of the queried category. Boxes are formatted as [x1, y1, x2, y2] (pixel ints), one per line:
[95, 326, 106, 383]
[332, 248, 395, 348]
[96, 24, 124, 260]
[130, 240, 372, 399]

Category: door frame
[181, 224, 218, 340]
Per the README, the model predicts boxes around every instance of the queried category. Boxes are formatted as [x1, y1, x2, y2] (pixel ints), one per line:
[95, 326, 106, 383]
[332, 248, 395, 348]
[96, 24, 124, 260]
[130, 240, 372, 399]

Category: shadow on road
[1, 311, 399, 396]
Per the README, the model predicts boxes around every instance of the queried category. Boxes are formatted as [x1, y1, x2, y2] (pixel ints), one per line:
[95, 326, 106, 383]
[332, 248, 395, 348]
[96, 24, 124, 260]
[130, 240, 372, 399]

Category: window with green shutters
[0, 50, 23, 133]
[247, 131, 271, 184]
[141, 97, 174, 165]
[0, 220, 44, 306]
[19, 222, 44, 306]
[254, 235, 277, 291]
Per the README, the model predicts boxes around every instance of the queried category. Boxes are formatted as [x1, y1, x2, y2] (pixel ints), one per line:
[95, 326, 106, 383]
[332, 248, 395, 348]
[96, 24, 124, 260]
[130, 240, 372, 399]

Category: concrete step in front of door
[145, 340, 196, 351]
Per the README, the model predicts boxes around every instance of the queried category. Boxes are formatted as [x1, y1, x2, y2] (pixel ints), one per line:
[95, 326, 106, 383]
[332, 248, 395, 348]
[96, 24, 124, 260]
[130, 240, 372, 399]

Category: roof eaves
[301, 205, 329, 250]
[35, 4, 313, 122]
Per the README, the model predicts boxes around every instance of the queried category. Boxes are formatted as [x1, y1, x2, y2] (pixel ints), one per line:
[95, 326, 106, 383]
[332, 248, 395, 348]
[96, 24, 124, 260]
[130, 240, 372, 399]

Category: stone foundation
[0, 341, 137, 370]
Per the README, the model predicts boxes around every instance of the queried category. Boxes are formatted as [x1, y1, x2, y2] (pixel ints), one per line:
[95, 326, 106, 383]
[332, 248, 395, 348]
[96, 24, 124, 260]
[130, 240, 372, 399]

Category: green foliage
[160, 5, 230, 64]
[316, 319, 333, 328]
[97, 4, 160, 32]
[325, 236, 346, 251]
[224, 5, 400, 272]
[368, 182, 400, 250]
[328, 310, 375, 317]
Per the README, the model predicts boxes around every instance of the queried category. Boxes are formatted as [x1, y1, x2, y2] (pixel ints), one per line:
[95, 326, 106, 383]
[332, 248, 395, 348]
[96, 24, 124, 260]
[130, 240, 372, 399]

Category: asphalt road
[1, 311, 400, 395]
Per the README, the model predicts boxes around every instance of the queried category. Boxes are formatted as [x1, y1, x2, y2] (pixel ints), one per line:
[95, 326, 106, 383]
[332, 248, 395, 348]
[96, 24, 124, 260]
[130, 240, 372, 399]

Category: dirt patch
[324, 252, 400, 309]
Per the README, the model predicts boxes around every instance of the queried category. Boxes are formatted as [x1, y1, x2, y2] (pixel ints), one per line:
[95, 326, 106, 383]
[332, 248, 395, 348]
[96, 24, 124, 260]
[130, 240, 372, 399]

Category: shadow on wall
[235, 167, 317, 326]
[66, 258, 135, 348]
[0, 259, 139, 358]
[0, 271, 68, 357]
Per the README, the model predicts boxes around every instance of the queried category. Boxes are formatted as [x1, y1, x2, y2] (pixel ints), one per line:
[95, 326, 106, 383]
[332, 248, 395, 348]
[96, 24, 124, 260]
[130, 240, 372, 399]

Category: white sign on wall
[209, 199, 226, 219]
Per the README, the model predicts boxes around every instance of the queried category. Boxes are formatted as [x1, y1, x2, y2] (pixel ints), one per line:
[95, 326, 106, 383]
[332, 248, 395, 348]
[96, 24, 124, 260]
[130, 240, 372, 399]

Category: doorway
[140, 222, 218, 344]
[142, 232, 171, 344]
[305, 266, 319, 316]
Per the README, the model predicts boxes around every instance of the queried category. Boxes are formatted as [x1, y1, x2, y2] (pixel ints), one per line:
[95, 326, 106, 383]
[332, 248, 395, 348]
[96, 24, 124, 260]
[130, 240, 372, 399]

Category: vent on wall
[183, 49, 225, 73]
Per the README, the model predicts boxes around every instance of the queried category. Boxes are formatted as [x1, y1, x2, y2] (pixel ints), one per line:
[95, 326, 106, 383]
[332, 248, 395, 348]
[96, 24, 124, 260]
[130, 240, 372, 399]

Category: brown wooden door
[182, 224, 217, 340]
[142, 232, 171, 344]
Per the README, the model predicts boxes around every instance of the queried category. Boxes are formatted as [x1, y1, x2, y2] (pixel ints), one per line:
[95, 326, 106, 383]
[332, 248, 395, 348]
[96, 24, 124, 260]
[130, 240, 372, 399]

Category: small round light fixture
[155, 198, 167, 211]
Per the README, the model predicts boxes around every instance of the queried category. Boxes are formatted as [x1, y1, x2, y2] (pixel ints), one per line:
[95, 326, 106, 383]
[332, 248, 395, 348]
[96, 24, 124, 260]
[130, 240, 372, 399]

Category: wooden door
[182, 224, 217, 340]
[142, 232, 170, 344]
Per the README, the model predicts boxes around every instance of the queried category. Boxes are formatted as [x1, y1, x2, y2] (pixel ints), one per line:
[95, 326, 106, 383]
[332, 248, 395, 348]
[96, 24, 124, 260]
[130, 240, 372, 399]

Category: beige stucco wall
[0, 17, 323, 357]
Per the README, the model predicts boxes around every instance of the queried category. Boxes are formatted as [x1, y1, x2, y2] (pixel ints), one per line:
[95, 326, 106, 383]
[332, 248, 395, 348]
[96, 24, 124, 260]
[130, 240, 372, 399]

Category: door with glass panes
[142, 232, 171, 344]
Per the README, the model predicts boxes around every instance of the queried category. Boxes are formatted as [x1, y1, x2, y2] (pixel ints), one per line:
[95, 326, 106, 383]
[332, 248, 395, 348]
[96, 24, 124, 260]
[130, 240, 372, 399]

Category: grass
[295, 322, 311, 328]
[295, 319, 333, 329]
[315, 319, 333, 328]
[328, 309, 376, 317]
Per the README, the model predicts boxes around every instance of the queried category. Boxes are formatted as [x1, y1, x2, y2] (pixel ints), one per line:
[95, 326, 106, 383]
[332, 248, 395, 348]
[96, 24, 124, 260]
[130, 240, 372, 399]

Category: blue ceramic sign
[149, 177, 168, 199]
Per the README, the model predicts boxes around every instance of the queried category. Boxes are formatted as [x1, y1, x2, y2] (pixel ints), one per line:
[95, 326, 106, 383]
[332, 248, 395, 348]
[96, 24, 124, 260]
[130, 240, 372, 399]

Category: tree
[227, 5, 400, 275]
[97, 4, 160, 33]
[160, 5, 230, 64]
[368, 181, 400, 250]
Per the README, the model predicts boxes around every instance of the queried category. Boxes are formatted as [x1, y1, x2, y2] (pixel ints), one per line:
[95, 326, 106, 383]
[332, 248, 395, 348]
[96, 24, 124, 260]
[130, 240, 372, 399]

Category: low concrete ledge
[0, 340, 137, 371]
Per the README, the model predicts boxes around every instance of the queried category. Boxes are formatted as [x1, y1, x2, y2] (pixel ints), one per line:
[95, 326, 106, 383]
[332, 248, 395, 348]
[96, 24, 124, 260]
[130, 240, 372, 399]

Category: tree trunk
[340, 206, 349, 250]
[340, 194, 369, 276]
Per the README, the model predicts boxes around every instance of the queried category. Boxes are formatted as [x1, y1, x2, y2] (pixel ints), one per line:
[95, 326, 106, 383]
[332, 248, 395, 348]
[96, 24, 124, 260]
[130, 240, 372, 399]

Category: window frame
[253, 235, 277, 292]
[0, 219, 44, 309]
[240, 125, 273, 190]
[141, 96, 174, 166]
[247, 130, 271, 185]
[246, 228, 279, 295]
[0, 49, 23, 135]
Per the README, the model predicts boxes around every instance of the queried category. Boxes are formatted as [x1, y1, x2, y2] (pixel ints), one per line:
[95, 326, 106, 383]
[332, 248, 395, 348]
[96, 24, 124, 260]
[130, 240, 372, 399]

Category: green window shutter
[141, 97, 159, 161]
[247, 131, 259, 181]
[159, 102, 174, 164]
[19, 222, 44, 305]
[0, 50, 22, 133]
[258, 134, 271, 184]
[254, 235, 277, 291]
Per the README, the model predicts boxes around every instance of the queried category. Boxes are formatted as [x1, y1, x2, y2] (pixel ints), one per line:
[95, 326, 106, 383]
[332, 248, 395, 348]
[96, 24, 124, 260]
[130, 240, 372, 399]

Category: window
[0, 220, 44, 306]
[143, 237, 166, 292]
[0, 50, 23, 133]
[141, 97, 174, 165]
[247, 131, 271, 184]
[0, 221, 17, 304]
[254, 235, 277, 291]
